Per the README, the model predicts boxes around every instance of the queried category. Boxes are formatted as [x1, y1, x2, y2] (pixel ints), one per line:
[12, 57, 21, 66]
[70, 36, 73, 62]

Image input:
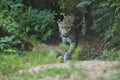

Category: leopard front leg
[64, 40, 77, 61]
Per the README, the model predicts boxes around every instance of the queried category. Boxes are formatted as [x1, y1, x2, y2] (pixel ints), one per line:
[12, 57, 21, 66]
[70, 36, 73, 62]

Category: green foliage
[96, 49, 120, 60]
[77, 0, 93, 7]
[58, 0, 66, 16]
[3, 49, 17, 54]
[0, 36, 20, 50]
[108, 64, 120, 80]
[108, 72, 120, 80]
[0, 0, 56, 50]
[59, 43, 69, 50]
[0, 49, 58, 75]
[0, 0, 22, 34]
[0, 0, 25, 50]
[77, 0, 120, 49]
[21, 8, 56, 41]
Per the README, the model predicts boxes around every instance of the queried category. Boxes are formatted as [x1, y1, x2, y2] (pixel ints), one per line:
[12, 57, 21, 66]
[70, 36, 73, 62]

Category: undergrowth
[0, 49, 58, 75]
[96, 49, 120, 61]
[8, 68, 86, 80]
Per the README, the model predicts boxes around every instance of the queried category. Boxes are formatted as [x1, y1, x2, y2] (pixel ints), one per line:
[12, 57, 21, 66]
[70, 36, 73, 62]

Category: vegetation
[77, 0, 120, 60]
[77, 1, 120, 79]
[0, 0, 120, 79]
[0, 49, 57, 75]
[0, 0, 56, 51]
[8, 68, 86, 80]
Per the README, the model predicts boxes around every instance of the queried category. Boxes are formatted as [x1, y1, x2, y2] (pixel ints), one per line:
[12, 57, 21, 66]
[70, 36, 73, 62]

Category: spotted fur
[57, 14, 80, 61]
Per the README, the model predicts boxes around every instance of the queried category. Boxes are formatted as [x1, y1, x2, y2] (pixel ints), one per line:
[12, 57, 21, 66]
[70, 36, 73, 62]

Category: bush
[77, 0, 120, 50]
[96, 49, 120, 60]
[0, 0, 57, 50]
[21, 8, 56, 41]
[0, 36, 20, 50]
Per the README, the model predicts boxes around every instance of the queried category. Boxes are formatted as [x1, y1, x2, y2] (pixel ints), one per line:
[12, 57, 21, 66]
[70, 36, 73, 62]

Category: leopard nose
[63, 33, 68, 37]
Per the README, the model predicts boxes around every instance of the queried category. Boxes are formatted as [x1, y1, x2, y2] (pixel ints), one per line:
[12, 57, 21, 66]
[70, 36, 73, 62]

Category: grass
[96, 49, 120, 61]
[0, 49, 87, 80]
[8, 67, 87, 80]
[0, 44, 87, 80]
[107, 64, 120, 80]
[0, 39, 120, 80]
[0, 49, 58, 75]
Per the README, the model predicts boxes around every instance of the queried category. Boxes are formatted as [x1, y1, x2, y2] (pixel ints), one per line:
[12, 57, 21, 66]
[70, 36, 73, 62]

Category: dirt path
[19, 61, 119, 80]
[28, 34, 119, 80]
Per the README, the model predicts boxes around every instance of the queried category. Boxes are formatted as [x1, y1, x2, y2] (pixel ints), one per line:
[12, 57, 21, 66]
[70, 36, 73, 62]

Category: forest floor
[18, 61, 118, 80]
[20, 34, 119, 80]
[1, 34, 119, 80]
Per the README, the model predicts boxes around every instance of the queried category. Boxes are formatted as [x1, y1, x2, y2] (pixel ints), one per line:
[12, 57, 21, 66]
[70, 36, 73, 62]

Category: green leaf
[99, 1, 109, 7]
[77, 1, 93, 7]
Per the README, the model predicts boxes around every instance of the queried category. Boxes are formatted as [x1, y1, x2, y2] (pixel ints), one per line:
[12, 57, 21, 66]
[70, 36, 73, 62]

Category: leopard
[57, 14, 86, 61]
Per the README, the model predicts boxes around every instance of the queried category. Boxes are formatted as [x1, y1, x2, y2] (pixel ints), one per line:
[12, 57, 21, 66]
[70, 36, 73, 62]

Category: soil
[19, 61, 119, 80]
[21, 34, 120, 80]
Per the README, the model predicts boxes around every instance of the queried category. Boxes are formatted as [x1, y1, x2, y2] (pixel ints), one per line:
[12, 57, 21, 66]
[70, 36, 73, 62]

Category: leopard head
[57, 15, 75, 37]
